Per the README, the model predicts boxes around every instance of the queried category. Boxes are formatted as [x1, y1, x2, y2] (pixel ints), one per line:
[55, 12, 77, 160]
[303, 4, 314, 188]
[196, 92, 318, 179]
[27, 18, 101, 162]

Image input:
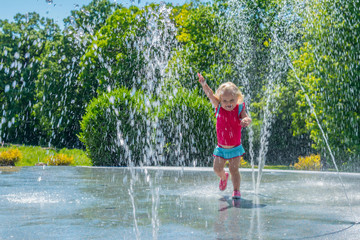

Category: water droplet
[131, 88, 136, 97]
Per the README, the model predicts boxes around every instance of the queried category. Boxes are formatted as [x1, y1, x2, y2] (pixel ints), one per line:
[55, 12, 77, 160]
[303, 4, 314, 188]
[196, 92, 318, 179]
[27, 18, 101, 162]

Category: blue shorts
[213, 145, 245, 160]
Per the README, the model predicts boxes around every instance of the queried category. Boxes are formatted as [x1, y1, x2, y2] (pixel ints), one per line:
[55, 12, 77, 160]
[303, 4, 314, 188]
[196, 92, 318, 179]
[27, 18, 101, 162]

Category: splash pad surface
[1, 166, 359, 239]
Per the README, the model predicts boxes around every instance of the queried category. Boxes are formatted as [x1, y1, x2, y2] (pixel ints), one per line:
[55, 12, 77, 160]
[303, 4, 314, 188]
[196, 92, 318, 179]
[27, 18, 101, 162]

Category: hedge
[79, 87, 150, 166]
[79, 87, 216, 166]
[157, 88, 216, 166]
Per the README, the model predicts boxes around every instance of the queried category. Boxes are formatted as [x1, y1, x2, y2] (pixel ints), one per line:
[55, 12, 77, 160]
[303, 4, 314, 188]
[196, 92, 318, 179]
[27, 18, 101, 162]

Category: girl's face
[220, 90, 238, 111]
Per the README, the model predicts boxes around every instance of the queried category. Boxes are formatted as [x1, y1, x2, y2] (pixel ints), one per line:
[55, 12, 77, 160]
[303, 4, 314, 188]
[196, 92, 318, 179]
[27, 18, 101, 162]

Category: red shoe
[219, 172, 229, 191]
[232, 190, 241, 199]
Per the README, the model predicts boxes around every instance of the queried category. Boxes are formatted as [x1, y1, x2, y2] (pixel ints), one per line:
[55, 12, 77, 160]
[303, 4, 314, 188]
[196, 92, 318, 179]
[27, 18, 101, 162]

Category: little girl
[198, 73, 252, 199]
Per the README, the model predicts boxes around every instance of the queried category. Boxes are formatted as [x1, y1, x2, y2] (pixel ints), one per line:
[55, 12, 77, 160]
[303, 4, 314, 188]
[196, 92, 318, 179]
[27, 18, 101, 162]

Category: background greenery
[0, 145, 92, 166]
[79, 87, 149, 166]
[0, 0, 359, 170]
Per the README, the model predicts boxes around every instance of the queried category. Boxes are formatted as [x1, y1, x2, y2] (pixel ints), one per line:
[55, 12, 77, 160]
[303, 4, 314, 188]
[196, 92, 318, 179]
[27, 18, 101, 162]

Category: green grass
[0, 145, 297, 170]
[239, 165, 291, 170]
[0, 145, 92, 166]
[264, 165, 291, 170]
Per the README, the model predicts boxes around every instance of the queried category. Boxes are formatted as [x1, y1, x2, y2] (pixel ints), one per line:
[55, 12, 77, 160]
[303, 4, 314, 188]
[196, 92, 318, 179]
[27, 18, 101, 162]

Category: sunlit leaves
[288, 0, 360, 166]
[169, 2, 230, 90]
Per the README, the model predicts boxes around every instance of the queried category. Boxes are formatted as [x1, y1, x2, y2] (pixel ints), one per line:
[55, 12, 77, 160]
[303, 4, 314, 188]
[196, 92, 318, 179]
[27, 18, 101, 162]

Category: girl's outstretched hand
[197, 72, 205, 85]
[240, 117, 252, 127]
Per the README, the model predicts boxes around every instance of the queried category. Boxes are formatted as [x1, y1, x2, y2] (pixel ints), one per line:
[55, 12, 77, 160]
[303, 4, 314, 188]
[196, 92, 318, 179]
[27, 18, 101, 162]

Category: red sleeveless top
[215, 103, 245, 146]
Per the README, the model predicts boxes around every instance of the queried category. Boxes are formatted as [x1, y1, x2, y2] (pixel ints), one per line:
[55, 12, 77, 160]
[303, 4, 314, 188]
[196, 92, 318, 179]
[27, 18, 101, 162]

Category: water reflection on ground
[218, 196, 266, 211]
[0, 166, 359, 239]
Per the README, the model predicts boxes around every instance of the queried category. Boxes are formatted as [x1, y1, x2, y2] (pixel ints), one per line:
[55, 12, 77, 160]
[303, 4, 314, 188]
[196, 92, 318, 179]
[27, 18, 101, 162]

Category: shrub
[157, 88, 216, 166]
[58, 148, 92, 166]
[0, 148, 23, 166]
[240, 157, 250, 168]
[79, 87, 149, 166]
[292, 154, 321, 170]
[224, 157, 249, 168]
[45, 153, 74, 166]
[79, 86, 218, 167]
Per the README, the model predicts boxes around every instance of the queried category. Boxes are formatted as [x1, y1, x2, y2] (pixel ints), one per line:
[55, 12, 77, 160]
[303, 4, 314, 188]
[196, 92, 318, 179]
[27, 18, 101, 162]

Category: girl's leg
[228, 157, 241, 191]
[213, 157, 227, 180]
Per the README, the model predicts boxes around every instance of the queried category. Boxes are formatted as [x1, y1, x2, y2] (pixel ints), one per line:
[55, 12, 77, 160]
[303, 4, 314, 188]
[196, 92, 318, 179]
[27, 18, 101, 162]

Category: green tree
[170, 2, 232, 90]
[33, 0, 121, 148]
[288, 0, 360, 168]
[79, 3, 178, 97]
[0, 12, 60, 144]
[79, 6, 146, 96]
[63, 0, 121, 35]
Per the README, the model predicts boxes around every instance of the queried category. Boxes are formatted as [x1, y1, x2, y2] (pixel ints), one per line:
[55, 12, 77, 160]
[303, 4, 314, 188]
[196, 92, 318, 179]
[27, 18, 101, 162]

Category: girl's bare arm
[197, 73, 219, 108]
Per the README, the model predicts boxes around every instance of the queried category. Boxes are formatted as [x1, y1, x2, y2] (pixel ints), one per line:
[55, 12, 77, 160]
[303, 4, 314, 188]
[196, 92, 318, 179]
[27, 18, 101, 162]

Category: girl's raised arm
[197, 73, 219, 108]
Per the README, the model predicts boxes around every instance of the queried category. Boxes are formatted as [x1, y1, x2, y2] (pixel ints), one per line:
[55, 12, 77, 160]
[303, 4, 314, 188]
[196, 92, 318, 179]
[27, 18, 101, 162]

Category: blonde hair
[215, 82, 244, 104]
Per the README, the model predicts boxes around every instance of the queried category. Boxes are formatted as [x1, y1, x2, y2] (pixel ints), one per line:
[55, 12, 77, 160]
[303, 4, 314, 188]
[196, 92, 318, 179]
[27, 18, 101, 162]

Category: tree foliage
[288, 0, 360, 167]
[170, 2, 232, 90]
[32, 0, 120, 148]
[0, 12, 60, 144]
